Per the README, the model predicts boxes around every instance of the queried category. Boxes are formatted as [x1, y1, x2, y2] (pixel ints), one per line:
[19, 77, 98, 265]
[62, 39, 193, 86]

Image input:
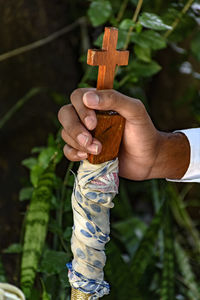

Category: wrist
[149, 131, 190, 179]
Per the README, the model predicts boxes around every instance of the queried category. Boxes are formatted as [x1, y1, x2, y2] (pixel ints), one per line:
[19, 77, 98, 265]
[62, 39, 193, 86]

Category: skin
[58, 88, 190, 181]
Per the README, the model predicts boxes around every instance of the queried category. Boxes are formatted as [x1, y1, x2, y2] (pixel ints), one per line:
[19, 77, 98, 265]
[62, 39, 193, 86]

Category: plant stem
[0, 87, 42, 130]
[58, 161, 74, 229]
[0, 17, 85, 62]
[123, 0, 143, 50]
[164, 0, 195, 38]
[116, 0, 129, 23]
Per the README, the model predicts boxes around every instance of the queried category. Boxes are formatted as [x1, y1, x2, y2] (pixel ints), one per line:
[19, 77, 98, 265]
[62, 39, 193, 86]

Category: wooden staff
[71, 27, 129, 299]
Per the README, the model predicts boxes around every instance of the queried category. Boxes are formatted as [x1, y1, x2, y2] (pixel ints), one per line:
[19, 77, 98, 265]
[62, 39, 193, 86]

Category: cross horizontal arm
[116, 50, 129, 66]
[87, 49, 107, 66]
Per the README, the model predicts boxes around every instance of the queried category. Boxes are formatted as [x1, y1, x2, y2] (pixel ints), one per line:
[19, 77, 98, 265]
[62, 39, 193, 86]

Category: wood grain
[87, 27, 129, 164]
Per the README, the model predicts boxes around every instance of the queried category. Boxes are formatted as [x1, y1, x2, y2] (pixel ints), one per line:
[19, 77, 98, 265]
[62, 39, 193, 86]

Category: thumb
[83, 89, 145, 122]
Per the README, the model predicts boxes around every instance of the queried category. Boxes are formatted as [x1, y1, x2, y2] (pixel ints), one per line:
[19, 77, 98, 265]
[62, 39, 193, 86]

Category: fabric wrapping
[67, 158, 119, 299]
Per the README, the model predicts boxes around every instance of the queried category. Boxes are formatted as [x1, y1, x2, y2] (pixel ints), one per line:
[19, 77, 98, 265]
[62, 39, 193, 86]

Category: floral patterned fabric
[67, 158, 119, 299]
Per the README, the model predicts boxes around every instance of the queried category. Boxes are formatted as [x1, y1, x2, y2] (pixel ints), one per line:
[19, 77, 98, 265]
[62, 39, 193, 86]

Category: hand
[58, 88, 190, 180]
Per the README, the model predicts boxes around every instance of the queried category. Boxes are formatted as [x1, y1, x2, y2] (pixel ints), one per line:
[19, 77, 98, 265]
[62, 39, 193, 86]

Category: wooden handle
[88, 112, 125, 164]
[87, 27, 129, 164]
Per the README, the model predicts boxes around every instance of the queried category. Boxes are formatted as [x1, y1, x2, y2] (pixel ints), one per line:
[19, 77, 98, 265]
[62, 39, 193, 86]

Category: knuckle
[100, 89, 117, 109]
[57, 104, 73, 123]
[70, 89, 80, 104]
[70, 88, 91, 105]
[63, 145, 74, 160]
[135, 99, 146, 114]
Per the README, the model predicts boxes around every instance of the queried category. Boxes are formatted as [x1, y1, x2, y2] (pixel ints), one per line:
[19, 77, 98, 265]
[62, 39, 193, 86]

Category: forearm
[149, 131, 190, 179]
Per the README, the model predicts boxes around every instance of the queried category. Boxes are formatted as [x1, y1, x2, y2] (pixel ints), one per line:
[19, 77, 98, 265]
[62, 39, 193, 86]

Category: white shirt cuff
[167, 128, 200, 183]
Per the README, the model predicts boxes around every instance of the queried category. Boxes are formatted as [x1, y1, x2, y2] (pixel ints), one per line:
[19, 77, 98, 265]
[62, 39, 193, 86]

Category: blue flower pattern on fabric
[67, 158, 119, 299]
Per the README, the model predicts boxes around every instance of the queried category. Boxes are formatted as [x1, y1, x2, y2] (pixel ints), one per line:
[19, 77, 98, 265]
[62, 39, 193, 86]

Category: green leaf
[39, 250, 71, 275]
[113, 217, 147, 257]
[59, 267, 71, 287]
[30, 164, 44, 187]
[38, 147, 59, 169]
[105, 240, 139, 299]
[31, 147, 45, 154]
[191, 31, 200, 61]
[48, 220, 62, 235]
[175, 241, 200, 300]
[19, 187, 34, 201]
[162, 8, 196, 42]
[3, 243, 22, 253]
[132, 30, 167, 50]
[117, 29, 130, 49]
[88, 1, 112, 27]
[134, 44, 151, 62]
[130, 202, 165, 286]
[22, 157, 38, 169]
[169, 184, 200, 255]
[0, 256, 7, 282]
[139, 12, 172, 31]
[161, 206, 175, 300]
[63, 227, 72, 241]
[129, 59, 161, 77]
[41, 280, 52, 300]
[119, 19, 135, 30]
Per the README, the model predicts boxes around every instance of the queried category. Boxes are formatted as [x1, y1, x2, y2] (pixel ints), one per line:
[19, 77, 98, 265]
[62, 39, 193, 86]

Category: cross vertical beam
[87, 27, 129, 90]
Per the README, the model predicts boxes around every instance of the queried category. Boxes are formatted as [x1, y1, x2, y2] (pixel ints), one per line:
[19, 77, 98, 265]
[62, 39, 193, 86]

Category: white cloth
[0, 283, 25, 300]
[67, 158, 119, 299]
[167, 128, 200, 183]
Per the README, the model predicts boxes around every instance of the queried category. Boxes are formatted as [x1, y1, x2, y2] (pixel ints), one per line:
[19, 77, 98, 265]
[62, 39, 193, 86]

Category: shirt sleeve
[167, 128, 200, 183]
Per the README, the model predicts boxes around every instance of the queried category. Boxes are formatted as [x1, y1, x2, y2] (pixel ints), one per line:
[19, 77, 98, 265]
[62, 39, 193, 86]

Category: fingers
[63, 143, 88, 161]
[58, 104, 92, 145]
[70, 88, 97, 130]
[61, 128, 101, 156]
[58, 103, 102, 160]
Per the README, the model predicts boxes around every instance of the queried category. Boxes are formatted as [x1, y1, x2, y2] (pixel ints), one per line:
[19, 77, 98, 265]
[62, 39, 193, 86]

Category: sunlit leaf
[139, 13, 172, 30]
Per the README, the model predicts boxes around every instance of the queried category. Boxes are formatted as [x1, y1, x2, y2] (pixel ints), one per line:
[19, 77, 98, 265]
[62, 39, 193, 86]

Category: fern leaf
[20, 165, 55, 298]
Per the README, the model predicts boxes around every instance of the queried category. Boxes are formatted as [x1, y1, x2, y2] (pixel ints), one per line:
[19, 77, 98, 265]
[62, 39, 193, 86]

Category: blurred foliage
[1, 0, 200, 299]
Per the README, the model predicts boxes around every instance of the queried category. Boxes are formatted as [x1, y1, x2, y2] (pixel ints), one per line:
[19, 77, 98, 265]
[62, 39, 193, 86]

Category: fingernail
[77, 133, 89, 147]
[83, 92, 99, 106]
[85, 116, 95, 130]
[77, 151, 88, 158]
[87, 143, 99, 154]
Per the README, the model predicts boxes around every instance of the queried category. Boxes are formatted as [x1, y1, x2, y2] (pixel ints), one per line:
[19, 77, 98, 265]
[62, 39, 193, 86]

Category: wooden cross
[86, 27, 129, 165]
[87, 27, 129, 90]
